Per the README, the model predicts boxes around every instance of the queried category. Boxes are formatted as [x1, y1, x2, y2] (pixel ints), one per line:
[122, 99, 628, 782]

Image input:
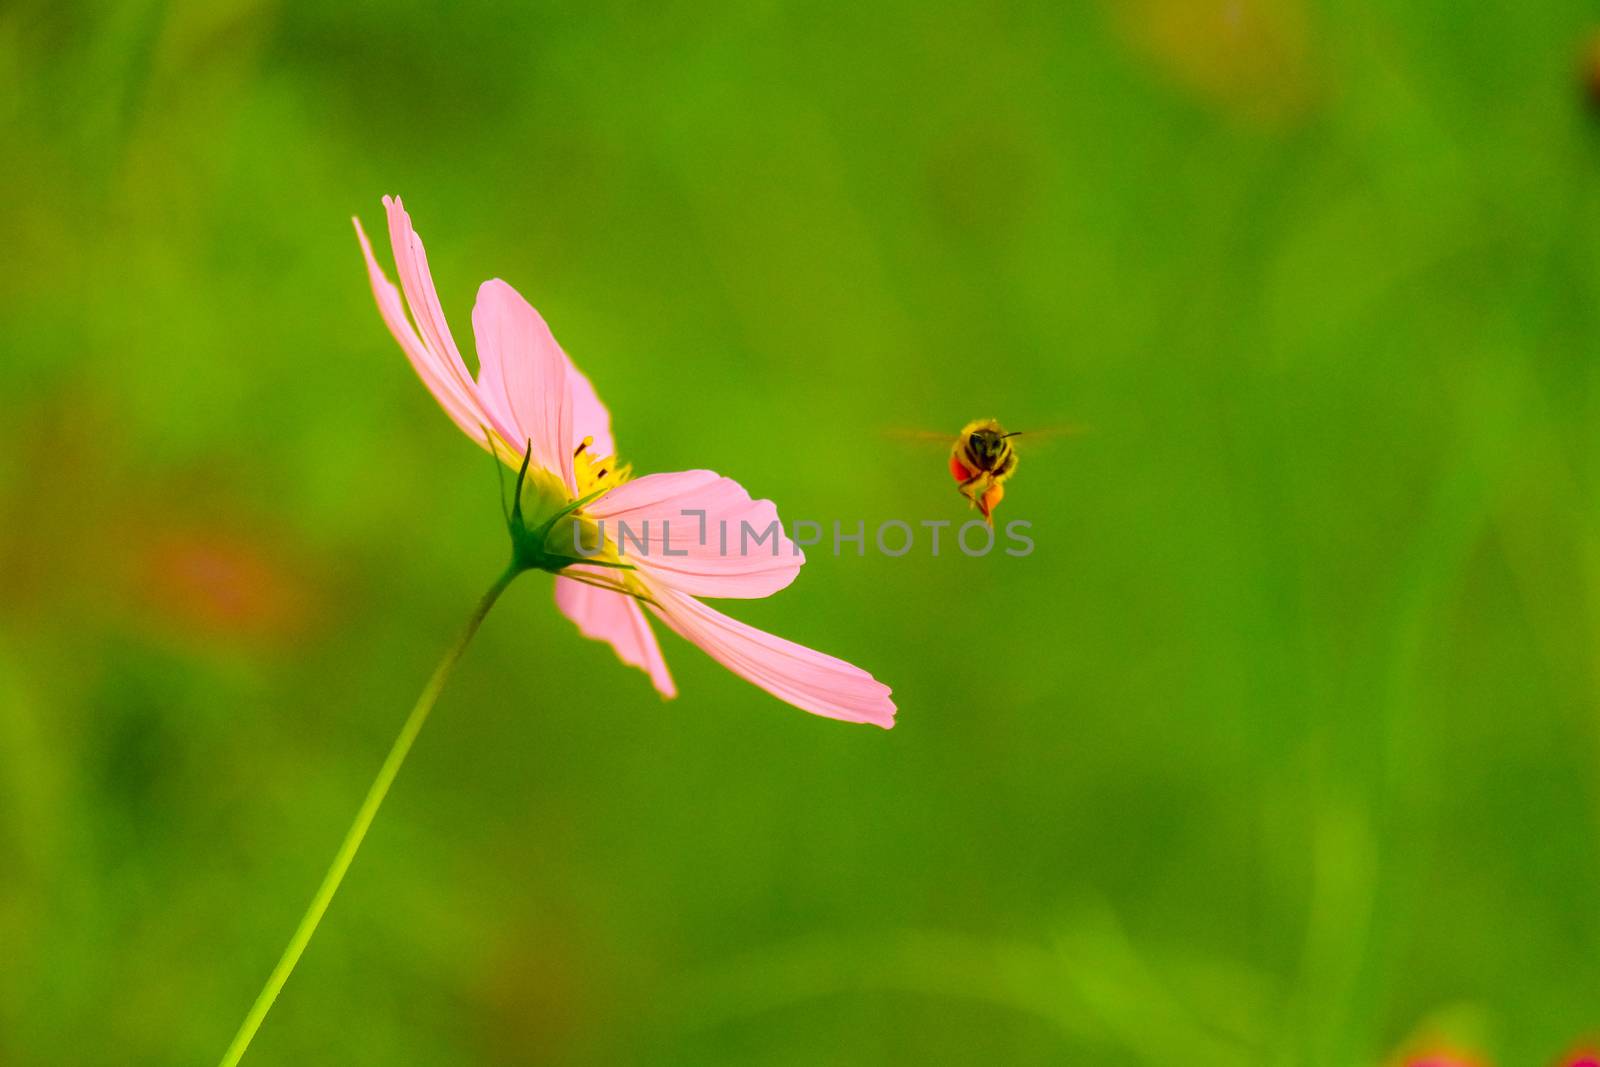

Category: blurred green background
[4, 1, 1600, 1064]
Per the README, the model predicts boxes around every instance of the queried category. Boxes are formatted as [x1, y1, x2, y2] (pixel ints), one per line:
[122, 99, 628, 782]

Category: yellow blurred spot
[1111, 0, 1318, 127]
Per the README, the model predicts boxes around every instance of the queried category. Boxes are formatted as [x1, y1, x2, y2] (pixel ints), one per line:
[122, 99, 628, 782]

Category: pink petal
[554, 571, 675, 697]
[568, 366, 616, 464]
[383, 196, 477, 397]
[648, 586, 895, 727]
[587, 471, 802, 599]
[365, 197, 614, 476]
[472, 286, 613, 468]
[353, 217, 491, 442]
[472, 279, 576, 491]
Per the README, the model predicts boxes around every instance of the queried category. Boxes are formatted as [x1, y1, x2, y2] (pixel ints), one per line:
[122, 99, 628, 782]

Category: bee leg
[957, 472, 988, 509]
[977, 481, 1004, 525]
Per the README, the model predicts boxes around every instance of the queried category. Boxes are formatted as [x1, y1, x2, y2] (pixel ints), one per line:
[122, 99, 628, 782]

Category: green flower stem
[217, 564, 522, 1067]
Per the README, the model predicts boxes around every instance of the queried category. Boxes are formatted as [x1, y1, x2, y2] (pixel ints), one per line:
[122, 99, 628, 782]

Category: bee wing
[1007, 423, 1090, 450]
[882, 428, 957, 446]
[1009, 423, 1090, 440]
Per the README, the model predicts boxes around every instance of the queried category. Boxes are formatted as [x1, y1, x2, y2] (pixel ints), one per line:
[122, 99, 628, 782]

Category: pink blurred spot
[135, 527, 313, 645]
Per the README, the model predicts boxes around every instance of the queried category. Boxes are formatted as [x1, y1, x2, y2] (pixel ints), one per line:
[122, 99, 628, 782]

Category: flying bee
[889, 419, 1082, 525]
[948, 418, 1022, 524]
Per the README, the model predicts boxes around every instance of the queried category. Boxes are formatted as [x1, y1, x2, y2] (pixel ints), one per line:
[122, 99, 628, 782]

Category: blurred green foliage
[3, 1, 1600, 1064]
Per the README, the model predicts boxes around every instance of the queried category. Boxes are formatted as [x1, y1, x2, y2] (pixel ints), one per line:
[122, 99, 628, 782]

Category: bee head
[968, 428, 1005, 465]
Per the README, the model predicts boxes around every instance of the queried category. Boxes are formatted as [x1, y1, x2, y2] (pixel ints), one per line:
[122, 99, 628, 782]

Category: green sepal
[502, 441, 619, 576]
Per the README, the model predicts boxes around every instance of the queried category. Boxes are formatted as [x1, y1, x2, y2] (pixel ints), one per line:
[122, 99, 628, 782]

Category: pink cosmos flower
[354, 196, 895, 727]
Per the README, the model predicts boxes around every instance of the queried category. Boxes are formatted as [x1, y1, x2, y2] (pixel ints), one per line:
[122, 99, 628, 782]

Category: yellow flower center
[572, 435, 631, 499]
